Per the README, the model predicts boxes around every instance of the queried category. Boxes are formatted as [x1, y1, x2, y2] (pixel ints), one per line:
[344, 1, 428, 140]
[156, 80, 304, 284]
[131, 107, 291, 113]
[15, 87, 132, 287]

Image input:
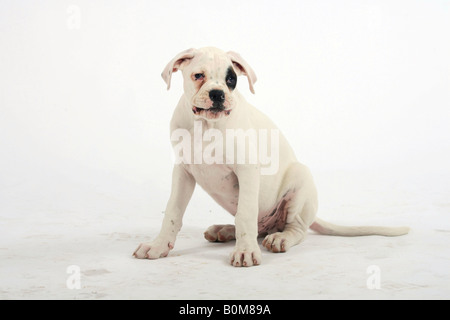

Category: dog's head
[162, 47, 257, 121]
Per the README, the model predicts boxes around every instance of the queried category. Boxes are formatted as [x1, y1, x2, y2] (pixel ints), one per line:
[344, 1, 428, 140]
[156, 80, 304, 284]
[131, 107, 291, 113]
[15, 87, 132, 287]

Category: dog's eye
[194, 73, 205, 81]
[226, 76, 236, 85]
[225, 67, 237, 90]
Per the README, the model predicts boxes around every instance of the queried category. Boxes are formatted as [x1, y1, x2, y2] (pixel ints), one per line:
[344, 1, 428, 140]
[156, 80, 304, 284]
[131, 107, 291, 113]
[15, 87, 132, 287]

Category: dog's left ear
[227, 51, 257, 94]
[162, 48, 196, 90]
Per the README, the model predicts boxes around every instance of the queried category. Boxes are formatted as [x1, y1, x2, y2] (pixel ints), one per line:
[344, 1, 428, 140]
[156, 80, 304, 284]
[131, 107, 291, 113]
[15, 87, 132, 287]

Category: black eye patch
[226, 66, 237, 90]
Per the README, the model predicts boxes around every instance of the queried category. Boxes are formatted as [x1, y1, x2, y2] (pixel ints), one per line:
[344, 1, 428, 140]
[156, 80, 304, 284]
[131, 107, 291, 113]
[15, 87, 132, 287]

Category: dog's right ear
[161, 48, 196, 90]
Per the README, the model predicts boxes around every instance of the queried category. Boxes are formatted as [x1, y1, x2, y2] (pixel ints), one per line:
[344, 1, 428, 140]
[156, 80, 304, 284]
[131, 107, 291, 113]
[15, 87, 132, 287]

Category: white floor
[1, 0, 449, 301]
[1, 163, 448, 300]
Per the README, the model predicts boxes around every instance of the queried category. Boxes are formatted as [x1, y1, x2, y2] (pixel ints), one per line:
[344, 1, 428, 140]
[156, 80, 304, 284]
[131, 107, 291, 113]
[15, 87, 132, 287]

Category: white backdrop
[1, 0, 449, 300]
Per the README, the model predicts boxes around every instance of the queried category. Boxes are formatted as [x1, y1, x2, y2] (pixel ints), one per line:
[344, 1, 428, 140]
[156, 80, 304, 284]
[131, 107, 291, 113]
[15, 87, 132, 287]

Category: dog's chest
[185, 163, 239, 214]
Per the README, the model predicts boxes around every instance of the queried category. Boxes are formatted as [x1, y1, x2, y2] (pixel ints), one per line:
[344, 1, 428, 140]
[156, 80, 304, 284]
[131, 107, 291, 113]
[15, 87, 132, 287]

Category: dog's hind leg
[262, 204, 314, 252]
[262, 163, 318, 253]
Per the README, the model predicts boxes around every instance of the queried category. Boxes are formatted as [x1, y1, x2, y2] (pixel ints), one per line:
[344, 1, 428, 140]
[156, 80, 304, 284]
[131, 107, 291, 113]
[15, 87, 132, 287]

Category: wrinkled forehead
[189, 51, 232, 78]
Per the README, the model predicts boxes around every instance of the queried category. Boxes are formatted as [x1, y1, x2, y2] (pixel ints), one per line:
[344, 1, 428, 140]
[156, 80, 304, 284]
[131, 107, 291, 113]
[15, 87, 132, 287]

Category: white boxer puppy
[133, 47, 409, 267]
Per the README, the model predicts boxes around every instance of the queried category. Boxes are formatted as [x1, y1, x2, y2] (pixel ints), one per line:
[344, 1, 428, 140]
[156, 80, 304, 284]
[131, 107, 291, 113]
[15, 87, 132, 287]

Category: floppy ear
[227, 51, 257, 94]
[161, 48, 196, 90]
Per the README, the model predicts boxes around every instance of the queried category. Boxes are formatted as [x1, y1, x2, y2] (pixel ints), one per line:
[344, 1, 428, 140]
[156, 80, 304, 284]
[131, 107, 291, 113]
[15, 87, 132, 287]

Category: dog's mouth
[192, 106, 232, 119]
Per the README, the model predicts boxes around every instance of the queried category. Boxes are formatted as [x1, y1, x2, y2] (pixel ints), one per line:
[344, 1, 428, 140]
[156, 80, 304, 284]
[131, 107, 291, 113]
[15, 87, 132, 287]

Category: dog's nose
[209, 90, 225, 103]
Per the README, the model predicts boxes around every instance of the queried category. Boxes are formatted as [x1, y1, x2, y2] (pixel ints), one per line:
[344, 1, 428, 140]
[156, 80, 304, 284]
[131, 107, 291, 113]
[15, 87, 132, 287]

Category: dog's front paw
[133, 239, 174, 259]
[229, 243, 262, 267]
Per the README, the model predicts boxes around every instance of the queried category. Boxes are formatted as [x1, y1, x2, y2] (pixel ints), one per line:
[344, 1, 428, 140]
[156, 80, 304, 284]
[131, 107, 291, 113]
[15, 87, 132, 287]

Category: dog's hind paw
[204, 224, 236, 242]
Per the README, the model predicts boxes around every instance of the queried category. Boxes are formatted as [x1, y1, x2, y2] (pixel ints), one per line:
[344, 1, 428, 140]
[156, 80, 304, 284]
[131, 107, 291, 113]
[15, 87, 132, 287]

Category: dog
[133, 47, 409, 267]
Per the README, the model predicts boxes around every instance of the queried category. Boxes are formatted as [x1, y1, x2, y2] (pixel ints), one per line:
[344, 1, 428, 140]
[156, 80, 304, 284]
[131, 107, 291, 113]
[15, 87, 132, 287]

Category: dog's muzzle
[192, 89, 232, 119]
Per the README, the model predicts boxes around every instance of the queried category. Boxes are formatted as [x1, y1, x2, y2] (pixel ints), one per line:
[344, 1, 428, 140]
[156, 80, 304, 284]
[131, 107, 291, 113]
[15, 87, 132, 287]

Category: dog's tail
[310, 217, 409, 237]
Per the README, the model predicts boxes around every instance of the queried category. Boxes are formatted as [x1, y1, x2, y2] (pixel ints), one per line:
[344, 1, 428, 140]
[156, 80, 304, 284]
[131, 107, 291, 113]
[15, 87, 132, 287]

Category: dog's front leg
[134, 165, 195, 259]
[230, 165, 262, 267]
